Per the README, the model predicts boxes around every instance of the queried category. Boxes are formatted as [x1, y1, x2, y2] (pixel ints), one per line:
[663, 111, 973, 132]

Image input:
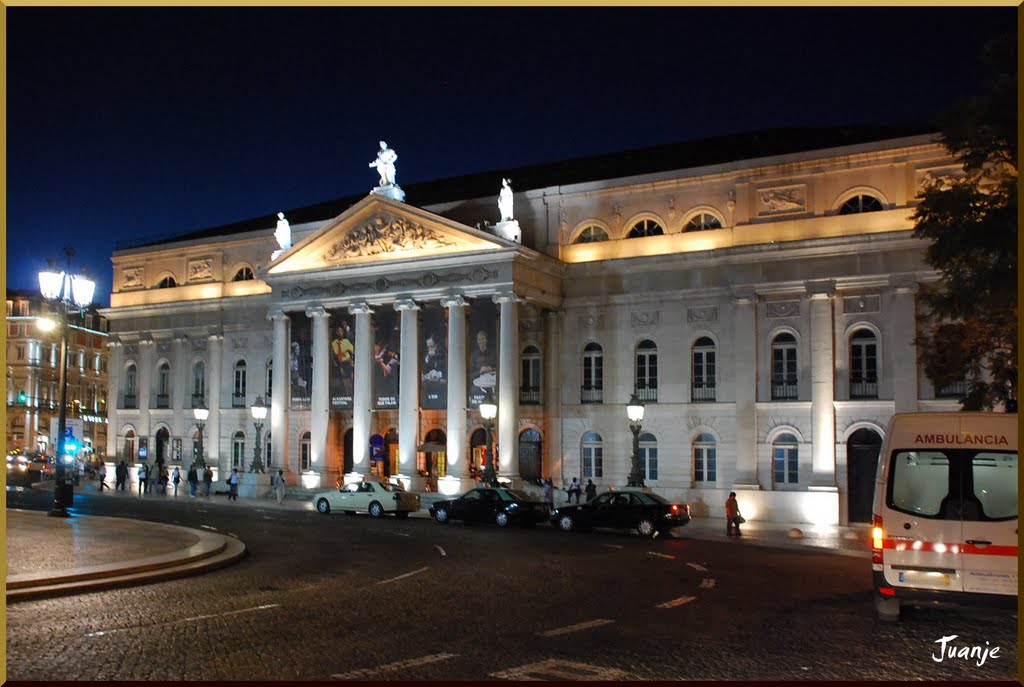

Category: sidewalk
[6, 480, 870, 601]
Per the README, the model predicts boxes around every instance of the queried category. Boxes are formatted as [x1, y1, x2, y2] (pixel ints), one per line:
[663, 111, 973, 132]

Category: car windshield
[496, 489, 531, 502]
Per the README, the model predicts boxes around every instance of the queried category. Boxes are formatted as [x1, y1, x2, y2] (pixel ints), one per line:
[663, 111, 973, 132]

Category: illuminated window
[773, 433, 799, 485]
[693, 433, 716, 483]
[232, 266, 255, 281]
[684, 213, 722, 232]
[573, 225, 609, 244]
[582, 432, 603, 478]
[626, 219, 664, 239]
[839, 195, 884, 214]
[124, 430, 137, 462]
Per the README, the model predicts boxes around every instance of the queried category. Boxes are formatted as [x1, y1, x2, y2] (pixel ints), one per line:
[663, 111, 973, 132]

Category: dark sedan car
[429, 487, 549, 527]
[552, 490, 690, 538]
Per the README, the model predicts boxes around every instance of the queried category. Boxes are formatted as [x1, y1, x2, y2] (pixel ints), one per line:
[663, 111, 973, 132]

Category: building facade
[100, 129, 967, 524]
[6, 290, 110, 461]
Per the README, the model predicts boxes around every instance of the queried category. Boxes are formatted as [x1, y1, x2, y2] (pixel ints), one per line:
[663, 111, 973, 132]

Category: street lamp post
[249, 395, 267, 473]
[626, 392, 646, 488]
[38, 247, 95, 517]
[192, 403, 209, 470]
[479, 391, 498, 486]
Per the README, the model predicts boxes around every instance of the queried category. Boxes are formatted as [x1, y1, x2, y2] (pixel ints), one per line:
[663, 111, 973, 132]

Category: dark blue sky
[6, 6, 1014, 306]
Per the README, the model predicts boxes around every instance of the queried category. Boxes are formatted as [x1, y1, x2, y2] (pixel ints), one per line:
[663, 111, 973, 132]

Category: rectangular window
[583, 445, 603, 478]
[971, 452, 1017, 519]
[773, 447, 799, 484]
[694, 446, 716, 483]
[643, 445, 658, 481]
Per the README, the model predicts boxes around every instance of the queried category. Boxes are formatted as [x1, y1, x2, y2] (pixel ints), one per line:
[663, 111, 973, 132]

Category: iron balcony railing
[580, 386, 603, 404]
[635, 385, 658, 402]
[771, 381, 799, 401]
[519, 386, 541, 405]
[691, 383, 716, 403]
[232, 393, 247, 408]
[155, 393, 170, 409]
[936, 380, 967, 398]
[123, 393, 138, 409]
[850, 378, 878, 399]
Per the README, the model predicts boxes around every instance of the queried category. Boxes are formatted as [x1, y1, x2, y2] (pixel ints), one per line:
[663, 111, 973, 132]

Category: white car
[313, 480, 421, 518]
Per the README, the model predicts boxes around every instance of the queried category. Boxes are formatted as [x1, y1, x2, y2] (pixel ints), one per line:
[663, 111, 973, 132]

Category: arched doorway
[847, 428, 882, 523]
[421, 429, 447, 480]
[469, 428, 487, 480]
[383, 428, 398, 478]
[155, 427, 170, 465]
[519, 428, 542, 483]
[343, 428, 354, 474]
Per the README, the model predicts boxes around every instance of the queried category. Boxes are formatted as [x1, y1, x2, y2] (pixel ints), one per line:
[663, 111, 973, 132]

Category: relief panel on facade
[916, 167, 963, 193]
[758, 185, 806, 215]
[687, 306, 718, 323]
[631, 311, 660, 328]
[122, 267, 144, 290]
[578, 311, 605, 329]
[322, 217, 455, 261]
[766, 300, 800, 319]
[843, 295, 881, 314]
[187, 258, 214, 282]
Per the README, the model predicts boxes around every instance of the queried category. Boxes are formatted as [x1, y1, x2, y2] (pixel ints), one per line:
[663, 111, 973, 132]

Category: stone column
[441, 294, 471, 493]
[173, 336, 189, 441]
[207, 333, 223, 466]
[269, 310, 289, 476]
[106, 340, 122, 459]
[807, 281, 837, 486]
[731, 286, 759, 489]
[889, 277, 919, 413]
[543, 308, 564, 483]
[138, 338, 154, 451]
[394, 299, 420, 486]
[494, 292, 521, 483]
[308, 306, 330, 480]
[349, 302, 374, 477]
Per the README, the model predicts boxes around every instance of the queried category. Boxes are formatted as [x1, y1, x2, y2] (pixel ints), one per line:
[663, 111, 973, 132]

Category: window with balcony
[266, 359, 274, 399]
[124, 363, 138, 408]
[581, 343, 603, 403]
[233, 360, 247, 407]
[850, 329, 879, 399]
[192, 361, 206, 407]
[582, 431, 603, 478]
[156, 362, 171, 408]
[771, 332, 798, 400]
[635, 339, 658, 402]
[520, 345, 542, 405]
[691, 337, 716, 402]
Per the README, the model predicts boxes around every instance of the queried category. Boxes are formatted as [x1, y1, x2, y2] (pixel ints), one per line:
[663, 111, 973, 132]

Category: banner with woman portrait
[289, 312, 313, 407]
[467, 300, 497, 409]
[420, 303, 448, 410]
[373, 308, 400, 409]
[329, 309, 355, 409]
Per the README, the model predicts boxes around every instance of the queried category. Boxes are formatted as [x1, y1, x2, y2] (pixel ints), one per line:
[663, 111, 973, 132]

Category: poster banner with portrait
[328, 309, 355, 409]
[420, 303, 448, 410]
[289, 312, 313, 407]
[467, 299, 497, 409]
[373, 308, 400, 409]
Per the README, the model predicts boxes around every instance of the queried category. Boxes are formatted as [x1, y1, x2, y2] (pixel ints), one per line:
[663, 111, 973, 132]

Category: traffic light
[17, 391, 27, 404]
[64, 438, 79, 456]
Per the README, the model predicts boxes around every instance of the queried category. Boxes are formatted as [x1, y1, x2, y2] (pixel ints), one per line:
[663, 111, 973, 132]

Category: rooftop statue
[498, 178, 514, 222]
[275, 212, 292, 251]
[369, 140, 398, 187]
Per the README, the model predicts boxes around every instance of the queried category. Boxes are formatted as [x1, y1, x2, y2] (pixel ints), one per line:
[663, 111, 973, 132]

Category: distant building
[6, 289, 109, 460]
[100, 126, 966, 524]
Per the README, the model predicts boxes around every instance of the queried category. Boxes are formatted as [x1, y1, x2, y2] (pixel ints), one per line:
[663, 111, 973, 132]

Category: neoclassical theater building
[101, 126, 966, 525]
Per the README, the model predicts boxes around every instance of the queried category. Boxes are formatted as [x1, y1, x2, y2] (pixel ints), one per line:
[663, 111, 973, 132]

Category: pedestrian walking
[542, 478, 554, 510]
[115, 460, 127, 491]
[187, 464, 199, 497]
[171, 466, 182, 496]
[203, 466, 213, 497]
[97, 462, 108, 492]
[273, 469, 286, 504]
[138, 463, 148, 495]
[227, 468, 240, 500]
[584, 478, 597, 502]
[568, 477, 582, 504]
[725, 491, 744, 536]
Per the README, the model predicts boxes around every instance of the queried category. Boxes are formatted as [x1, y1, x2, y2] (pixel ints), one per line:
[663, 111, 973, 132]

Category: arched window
[300, 431, 312, 471]
[156, 362, 171, 408]
[233, 360, 247, 407]
[582, 432, 603, 479]
[232, 266, 255, 281]
[684, 213, 722, 232]
[124, 430, 137, 462]
[639, 432, 658, 481]
[124, 363, 138, 409]
[581, 343, 603, 403]
[772, 433, 799, 485]
[850, 329, 879, 399]
[573, 225, 609, 244]
[691, 337, 716, 402]
[232, 431, 246, 470]
[771, 332, 798, 400]
[626, 219, 664, 239]
[156, 275, 177, 289]
[635, 339, 658, 402]
[192, 361, 206, 407]
[693, 433, 716, 484]
[839, 195, 884, 215]
[518, 428, 542, 483]
[520, 345, 542, 405]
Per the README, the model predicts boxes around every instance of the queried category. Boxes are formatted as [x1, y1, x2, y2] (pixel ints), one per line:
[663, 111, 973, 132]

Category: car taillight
[871, 514, 884, 565]
[670, 504, 680, 514]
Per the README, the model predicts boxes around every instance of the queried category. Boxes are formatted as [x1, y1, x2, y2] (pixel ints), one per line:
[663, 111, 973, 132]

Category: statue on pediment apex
[369, 141, 398, 187]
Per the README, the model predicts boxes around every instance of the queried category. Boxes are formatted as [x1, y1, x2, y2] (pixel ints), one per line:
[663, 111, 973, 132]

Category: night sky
[6, 6, 1014, 306]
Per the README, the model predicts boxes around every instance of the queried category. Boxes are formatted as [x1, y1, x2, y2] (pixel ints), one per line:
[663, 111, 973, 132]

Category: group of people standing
[102, 460, 215, 497]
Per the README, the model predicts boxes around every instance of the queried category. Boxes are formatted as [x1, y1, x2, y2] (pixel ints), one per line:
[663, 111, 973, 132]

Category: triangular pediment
[267, 194, 510, 275]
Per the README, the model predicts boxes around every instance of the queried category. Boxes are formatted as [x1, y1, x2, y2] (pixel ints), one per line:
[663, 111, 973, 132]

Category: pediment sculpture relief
[322, 217, 456, 261]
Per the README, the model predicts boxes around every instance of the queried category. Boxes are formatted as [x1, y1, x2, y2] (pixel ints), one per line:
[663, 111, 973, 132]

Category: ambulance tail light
[871, 514, 885, 565]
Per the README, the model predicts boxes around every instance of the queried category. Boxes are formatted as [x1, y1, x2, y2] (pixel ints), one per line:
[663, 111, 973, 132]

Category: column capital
[492, 291, 522, 305]
[805, 280, 836, 300]
[440, 294, 468, 309]
[731, 285, 758, 305]
[306, 305, 329, 319]
[393, 298, 420, 312]
[348, 302, 374, 316]
[267, 308, 289, 321]
[888, 275, 919, 294]
[542, 307, 566, 318]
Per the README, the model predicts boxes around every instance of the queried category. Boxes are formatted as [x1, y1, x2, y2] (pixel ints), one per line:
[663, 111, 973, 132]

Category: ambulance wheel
[875, 595, 900, 622]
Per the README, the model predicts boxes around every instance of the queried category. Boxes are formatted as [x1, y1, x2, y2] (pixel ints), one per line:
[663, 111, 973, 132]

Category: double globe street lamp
[626, 392, 646, 488]
[249, 395, 268, 473]
[192, 403, 209, 470]
[479, 390, 498, 486]
[37, 247, 95, 517]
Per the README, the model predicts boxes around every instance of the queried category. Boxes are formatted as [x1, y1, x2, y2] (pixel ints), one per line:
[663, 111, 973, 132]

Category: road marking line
[603, 544, 624, 549]
[83, 604, 280, 637]
[199, 524, 218, 531]
[656, 596, 696, 609]
[331, 652, 458, 680]
[647, 551, 676, 560]
[393, 532, 410, 537]
[376, 566, 429, 585]
[434, 545, 446, 557]
[538, 619, 614, 637]
[491, 658, 627, 681]
[686, 562, 707, 572]
[700, 578, 716, 589]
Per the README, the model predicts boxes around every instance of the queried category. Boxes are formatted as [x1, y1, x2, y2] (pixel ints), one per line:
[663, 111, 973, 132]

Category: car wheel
[396, 511, 410, 519]
[433, 507, 449, 524]
[875, 595, 900, 622]
[316, 498, 330, 514]
[495, 511, 510, 528]
[558, 514, 576, 532]
[369, 501, 384, 518]
[637, 518, 656, 538]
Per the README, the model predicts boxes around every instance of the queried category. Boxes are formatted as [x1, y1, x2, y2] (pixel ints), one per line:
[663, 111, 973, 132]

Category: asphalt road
[5, 487, 1018, 681]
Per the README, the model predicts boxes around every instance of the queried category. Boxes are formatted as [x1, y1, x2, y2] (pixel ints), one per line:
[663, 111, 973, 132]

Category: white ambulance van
[871, 412, 1018, 621]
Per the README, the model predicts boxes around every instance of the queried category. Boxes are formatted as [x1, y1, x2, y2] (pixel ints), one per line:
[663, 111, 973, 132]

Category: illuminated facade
[101, 128, 966, 524]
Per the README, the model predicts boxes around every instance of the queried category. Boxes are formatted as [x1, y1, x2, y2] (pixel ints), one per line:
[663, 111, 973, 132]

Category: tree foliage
[912, 33, 1017, 411]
